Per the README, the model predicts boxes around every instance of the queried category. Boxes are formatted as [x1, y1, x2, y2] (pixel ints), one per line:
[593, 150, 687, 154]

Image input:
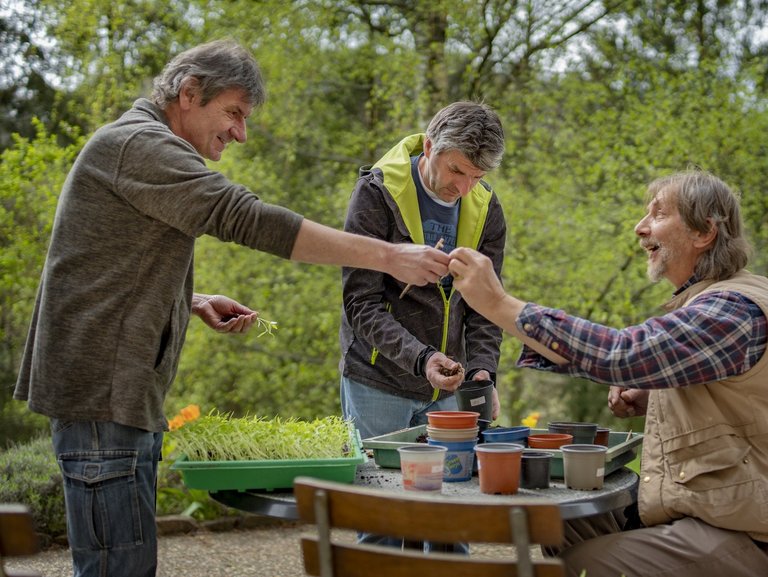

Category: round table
[211, 456, 638, 521]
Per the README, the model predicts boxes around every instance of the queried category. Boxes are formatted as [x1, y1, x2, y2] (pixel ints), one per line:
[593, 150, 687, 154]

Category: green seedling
[173, 412, 354, 462]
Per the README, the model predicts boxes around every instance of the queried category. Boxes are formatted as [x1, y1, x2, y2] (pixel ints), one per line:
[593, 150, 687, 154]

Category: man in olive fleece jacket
[14, 40, 449, 577]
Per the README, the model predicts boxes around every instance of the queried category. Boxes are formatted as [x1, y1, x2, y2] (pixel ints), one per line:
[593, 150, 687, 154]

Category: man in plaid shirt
[448, 170, 768, 577]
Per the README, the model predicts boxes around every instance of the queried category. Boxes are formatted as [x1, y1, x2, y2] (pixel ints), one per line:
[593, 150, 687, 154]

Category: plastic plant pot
[425, 425, 479, 442]
[454, 380, 494, 421]
[481, 426, 530, 446]
[520, 450, 552, 489]
[397, 445, 448, 492]
[427, 437, 478, 482]
[527, 433, 573, 449]
[547, 421, 598, 444]
[474, 443, 524, 495]
[594, 427, 611, 446]
[561, 444, 608, 490]
[426, 411, 480, 429]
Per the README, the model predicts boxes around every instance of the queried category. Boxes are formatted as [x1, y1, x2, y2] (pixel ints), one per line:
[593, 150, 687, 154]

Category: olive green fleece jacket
[338, 133, 506, 401]
[14, 98, 304, 432]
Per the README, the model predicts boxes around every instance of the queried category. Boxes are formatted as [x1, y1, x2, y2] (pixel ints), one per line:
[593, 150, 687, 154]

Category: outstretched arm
[291, 219, 450, 287]
[448, 247, 567, 365]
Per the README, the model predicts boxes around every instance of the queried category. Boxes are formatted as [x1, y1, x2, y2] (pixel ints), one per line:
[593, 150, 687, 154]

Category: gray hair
[151, 39, 266, 109]
[425, 101, 505, 172]
[646, 170, 752, 281]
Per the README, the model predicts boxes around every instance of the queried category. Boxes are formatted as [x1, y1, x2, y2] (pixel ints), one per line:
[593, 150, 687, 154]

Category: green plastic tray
[172, 429, 365, 492]
[362, 425, 643, 478]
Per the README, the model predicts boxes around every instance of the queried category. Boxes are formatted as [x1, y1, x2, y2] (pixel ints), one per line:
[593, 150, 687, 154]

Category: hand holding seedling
[191, 293, 258, 334]
[425, 352, 464, 392]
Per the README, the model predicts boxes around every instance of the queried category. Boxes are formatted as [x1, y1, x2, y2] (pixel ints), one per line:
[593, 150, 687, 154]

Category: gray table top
[211, 456, 638, 521]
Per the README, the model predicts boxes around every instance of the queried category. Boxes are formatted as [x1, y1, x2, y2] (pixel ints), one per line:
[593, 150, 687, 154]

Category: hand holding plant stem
[191, 293, 278, 336]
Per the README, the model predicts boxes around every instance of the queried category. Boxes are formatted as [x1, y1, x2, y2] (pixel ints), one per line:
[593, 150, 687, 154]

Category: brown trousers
[556, 512, 768, 577]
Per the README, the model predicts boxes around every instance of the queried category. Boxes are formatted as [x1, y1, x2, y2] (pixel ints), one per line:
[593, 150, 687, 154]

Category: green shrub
[0, 433, 228, 541]
[0, 435, 66, 536]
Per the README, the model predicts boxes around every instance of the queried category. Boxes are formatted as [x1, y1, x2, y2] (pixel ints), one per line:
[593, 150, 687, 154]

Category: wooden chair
[0, 504, 42, 577]
[294, 476, 565, 577]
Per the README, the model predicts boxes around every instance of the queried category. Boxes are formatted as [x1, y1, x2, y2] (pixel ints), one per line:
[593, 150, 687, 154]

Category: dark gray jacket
[15, 98, 303, 431]
[339, 133, 505, 401]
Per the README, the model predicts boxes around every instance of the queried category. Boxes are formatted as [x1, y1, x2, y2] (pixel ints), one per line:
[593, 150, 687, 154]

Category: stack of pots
[425, 411, 479, 482]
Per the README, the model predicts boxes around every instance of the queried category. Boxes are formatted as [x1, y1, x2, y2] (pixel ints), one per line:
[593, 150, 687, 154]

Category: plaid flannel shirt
[517, 283, 766, 389]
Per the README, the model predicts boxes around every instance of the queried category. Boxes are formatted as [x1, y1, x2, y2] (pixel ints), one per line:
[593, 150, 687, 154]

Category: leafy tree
[0, 122, 83, 445]
[0, 2, 78, 150]
[4, 0, 768, 441]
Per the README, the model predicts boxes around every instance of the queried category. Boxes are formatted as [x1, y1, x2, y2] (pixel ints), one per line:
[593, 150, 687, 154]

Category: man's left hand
[192, 293, 258, 334]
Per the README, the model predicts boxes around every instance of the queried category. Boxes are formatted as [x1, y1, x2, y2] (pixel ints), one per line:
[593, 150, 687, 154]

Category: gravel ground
[6, 520, 318, 577]
[6, 518, 524, 577]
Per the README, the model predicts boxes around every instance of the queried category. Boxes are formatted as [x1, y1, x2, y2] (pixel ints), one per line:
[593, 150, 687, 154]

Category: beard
[646, 242, 679, 283]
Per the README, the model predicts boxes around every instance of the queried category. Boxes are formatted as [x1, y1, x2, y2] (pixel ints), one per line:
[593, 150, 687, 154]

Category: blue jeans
[341, 376, 469, 554]
[51, 419, 163, 577]
[340, 375, 459, 439]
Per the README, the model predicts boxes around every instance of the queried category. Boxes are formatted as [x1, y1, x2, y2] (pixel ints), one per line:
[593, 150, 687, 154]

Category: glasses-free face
[635, 188, 705, 288]
[419, 138, 486, 203]
[175, 85, 252, 161]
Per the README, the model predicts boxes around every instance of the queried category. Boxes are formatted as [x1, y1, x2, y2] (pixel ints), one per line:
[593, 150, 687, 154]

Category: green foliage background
[3, 0, 768, 445]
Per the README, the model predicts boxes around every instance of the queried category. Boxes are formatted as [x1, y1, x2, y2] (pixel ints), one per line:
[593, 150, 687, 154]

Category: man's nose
[231, 118, 247, 143]
[458, 175, 476, 196]
[634, 215, 650, 236]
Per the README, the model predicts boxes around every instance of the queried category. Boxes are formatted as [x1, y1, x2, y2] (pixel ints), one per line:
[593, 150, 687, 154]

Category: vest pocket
[666, 435, 750, 490]
[665, 435, 768, 532]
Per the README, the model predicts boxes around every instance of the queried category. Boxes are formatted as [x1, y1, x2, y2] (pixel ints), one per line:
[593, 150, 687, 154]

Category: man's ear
[178, 78, 200, 110]
[423, 136, 433, 158]
[694, 218, 718, 249]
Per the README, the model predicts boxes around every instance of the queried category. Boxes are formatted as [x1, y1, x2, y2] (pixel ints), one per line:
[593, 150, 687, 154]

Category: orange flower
[168, 416, 186, 431]
[168, 404, 201, 430]
[180, 404, 201, 422]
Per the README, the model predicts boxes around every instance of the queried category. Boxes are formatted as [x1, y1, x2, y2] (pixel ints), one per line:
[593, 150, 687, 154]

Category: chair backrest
[294, 476, 565, 577]
[0, 504, 41, 577]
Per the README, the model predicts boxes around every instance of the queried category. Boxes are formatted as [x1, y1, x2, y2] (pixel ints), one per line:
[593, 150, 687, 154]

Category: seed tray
[362, 425, 643, 478]
[172, 429, 365, 492]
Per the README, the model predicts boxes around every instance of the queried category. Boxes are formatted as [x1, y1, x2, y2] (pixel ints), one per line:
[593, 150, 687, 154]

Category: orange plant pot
[474, 443, 523, 495]
[426, 411, 479, 429]
[527, 433, 573, 449]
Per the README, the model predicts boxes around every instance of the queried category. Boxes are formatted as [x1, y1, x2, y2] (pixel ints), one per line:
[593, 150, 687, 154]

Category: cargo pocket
[58, 451, 142, 550]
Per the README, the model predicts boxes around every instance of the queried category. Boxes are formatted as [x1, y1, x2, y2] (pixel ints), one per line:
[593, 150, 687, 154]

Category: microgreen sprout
[256, 317, 278, 338]
[172, 412, 355, 462]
